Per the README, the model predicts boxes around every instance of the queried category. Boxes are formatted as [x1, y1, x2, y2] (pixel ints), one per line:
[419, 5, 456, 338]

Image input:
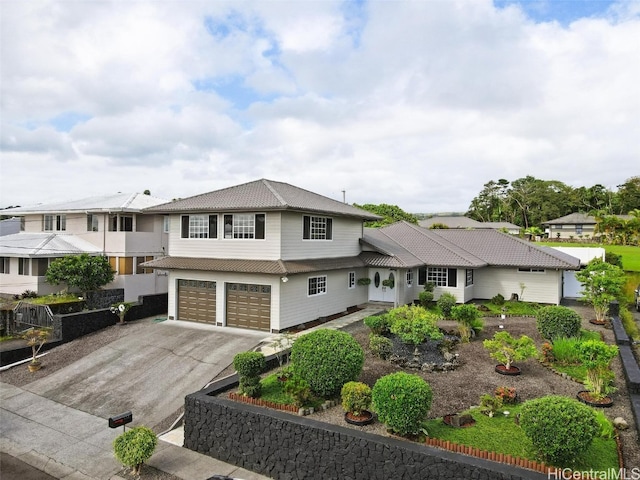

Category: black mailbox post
[108, 411, 132, 432]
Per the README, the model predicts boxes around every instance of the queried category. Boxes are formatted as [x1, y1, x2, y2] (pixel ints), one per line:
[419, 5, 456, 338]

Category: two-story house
[144, 179, 580, 333]
[0, 193, 169, 301]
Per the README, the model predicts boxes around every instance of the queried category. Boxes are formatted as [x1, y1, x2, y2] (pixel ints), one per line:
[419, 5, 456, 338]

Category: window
[0, 257, 9, 274]
[44, 214, 66, 231]
[35, 258, 48, 276]
[425, 267, 457, 287]
[120, 215, 133, 232]
[119, 257, 134, 275]
[465, 269, 474, 286]
[181, 215, 217, 239]
[348, 271, 356, 289]
[136, 256, 154, 274]
[163, 216, 170, 233]
[18, 258, 30, 275]
[223, 213, 265, 239]
[308, 275, 327, 296]
[87, 214, 99, 231]
[576, 224, 583, 235]
[418, 267, 426, 286]
[303, 215, 333, 240]
[406, 269, 413, 287]
[518, 267, 545, 273]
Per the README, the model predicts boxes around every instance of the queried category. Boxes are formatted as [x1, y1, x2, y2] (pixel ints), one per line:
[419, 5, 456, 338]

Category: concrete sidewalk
[0, 382, 270, 479]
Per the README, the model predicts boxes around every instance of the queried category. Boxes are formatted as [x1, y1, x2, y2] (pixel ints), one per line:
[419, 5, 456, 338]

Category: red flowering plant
[494, 386, 518, 404]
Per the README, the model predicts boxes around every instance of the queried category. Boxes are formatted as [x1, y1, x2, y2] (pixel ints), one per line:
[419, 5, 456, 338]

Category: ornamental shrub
[451, 304, 482, 342]
[491, 293, 505, 306]
[113, 426, 158, 475]
[290, 329, 364, 397]
[536, 305, 582, 340]
[437, 293, 457, 318]
[341, 381, 372, 416]
[372, 372, 433, 436]
[418, 290, 434, 308]
[519, 396, 599, 465]
[369, 333, 393, 359]
[388, 305, 443, 345]
[364, 314, 390, 335]
[283, 375, 312, 407]
[233, 351, 266, 398]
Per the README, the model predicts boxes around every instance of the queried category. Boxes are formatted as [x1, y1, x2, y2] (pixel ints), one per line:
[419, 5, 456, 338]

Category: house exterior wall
[108, 271, 169, 302]
[548, 224, 597, 240]
[0, 258, 59, 296]
[280, 212, 363, 260]
[474, 267, 562, 304]
[168, 212, 282, 260]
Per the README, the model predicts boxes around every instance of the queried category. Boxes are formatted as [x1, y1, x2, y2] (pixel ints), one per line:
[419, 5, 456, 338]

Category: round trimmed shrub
[369, 333, 393, 359]
[372, 372, 433, 436]
[519, 395, 599, 464]
[418, 290, 434, 308]
[437, 293, 457, 318]
[536, 306, 582, 340]
[233, 351, 266, 398]
[113, 426, 158, 475]
[290, 329, 364, 397]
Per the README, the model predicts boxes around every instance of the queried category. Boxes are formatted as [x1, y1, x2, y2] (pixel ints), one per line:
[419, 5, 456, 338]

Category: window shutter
[181, 216, 189, 238]
[255, 214, 265, 239]
[303, 216, 310, 239]
[209, 215, 217, 239]
[447, 268, 457, 287]
[326, 218, 333, 240]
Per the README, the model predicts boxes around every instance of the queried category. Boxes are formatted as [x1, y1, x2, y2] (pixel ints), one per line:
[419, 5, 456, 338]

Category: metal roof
[0, 233, 103, 257]
[2, 193, 168, 214]
[144, 179, 381, 220]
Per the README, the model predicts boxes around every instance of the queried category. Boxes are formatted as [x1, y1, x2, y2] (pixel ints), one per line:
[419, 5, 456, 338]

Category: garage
[177, 279, 217, 324]
[226, 283, 271, 331]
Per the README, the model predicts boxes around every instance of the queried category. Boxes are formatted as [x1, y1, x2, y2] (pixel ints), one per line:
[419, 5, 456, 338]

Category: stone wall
[85, 289, 124, 309]
[184, 380, 545, 480]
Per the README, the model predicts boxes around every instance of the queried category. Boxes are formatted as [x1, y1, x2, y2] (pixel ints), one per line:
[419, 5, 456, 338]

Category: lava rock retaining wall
[184, 379, 545, 480]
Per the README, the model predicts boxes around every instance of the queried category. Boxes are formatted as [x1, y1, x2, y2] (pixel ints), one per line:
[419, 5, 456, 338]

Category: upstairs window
[223, 213, 265, 239]
[108, 214, 134, 232]
[303, 215, 333, 240]
[87, 214, 99, 232]
[44, 214, 66, 231]
[181, 215, 217, 239]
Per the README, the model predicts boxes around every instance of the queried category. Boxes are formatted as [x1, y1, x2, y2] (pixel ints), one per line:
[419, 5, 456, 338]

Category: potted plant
[341, 381, 374, 426]
[21, 327, 51, 372]
[483, 331, 538, 375]
[576, 340, 618, 406]
[110, 302, 133, 325]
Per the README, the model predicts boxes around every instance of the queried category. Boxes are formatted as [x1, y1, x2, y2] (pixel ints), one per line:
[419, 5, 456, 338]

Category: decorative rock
[613, 417, 629, 430]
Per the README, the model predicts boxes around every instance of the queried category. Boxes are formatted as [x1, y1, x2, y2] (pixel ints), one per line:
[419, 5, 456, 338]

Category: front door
[368, 269, 395, 303]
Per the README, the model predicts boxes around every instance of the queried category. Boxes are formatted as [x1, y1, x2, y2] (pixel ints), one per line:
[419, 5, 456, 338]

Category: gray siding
[474, 267, 562, 304]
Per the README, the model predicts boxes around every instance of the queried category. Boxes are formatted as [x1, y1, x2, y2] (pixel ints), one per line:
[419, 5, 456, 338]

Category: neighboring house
[419, 216, 521, 235]
[362, 222, 580, 306]
[0, 217, 21, 236]
[143, 179, 580, 333]
[550, 247, 606, 298]
[541, 212, 632, 240]
[0, 193, 169, 301]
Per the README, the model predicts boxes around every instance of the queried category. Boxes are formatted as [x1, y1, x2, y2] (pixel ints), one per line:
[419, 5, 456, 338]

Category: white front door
[368, 269, 396, 303]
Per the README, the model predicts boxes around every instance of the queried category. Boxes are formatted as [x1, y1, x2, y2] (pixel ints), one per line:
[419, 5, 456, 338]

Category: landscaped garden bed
[221, 304, 639, 474]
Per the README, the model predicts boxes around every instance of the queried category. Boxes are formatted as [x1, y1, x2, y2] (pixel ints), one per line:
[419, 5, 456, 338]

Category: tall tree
[615, 176, 640, 214]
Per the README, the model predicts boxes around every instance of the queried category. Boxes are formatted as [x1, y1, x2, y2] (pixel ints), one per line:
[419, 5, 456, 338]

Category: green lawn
[539, 242, 640, 272]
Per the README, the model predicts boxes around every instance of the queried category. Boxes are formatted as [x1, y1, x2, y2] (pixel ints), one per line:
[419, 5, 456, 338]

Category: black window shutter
[448, 268, 457, 287]
[209, 215, 217, 239]
[303, 216, 310, 239]
[255, 214, 265, 239]
[326, 218, 333, 240]
[418, 267, 427, 285]
[181, 216, 189, 238]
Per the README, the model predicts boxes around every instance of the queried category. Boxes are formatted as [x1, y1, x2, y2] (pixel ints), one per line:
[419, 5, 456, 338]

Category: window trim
[44, 214, 66, 232]
[18, 258, 30, 276]
[406, 269, 413, 287]
[465, 269, 474, 287]
[87, 214, 99, 232]
[303, 215, 333, 241]
[0, 257, 9, 274]
[223, 213, 265, 240]
[181, 214, 218, 239]
[348, 271, 356, 289]
[518, 267, 546, 273]
[308, 275, 327, 297]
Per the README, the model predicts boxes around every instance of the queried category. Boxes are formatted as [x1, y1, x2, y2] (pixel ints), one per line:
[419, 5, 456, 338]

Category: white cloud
[1, 0, 638, 213]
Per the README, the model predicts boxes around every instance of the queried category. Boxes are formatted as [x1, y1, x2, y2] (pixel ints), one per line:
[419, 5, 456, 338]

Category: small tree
[113, 425, 158, 475]
[110, 302, 133, 324]
[341, 381, 372, 417]
[21, 327, 51, 368]
[437, 293, 457, 318]
[575, 259, 626, 322]
[451, 304, 482, 342]
[45, 254, 115, 300]
[483, 331, 537, 370]
[576, 340, 619, 400]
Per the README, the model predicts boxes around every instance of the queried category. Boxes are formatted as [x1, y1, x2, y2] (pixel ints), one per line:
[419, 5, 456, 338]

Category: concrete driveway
[21, 319, 270, 429]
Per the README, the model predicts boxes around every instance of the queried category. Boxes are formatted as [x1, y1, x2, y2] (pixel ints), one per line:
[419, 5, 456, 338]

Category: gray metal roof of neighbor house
[542, 212, 632, 225]
[2, 193, 168, 214]
[144, 179, 381, 220]
[0, 233, 102, 257]
[364, 222, 580, 269]
[142, 255, 369, 274]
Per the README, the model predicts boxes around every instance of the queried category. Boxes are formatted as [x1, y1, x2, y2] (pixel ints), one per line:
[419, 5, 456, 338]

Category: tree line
[466, 175, 640, 229]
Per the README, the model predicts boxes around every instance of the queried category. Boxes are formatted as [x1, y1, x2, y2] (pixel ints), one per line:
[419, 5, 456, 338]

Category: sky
[1, 0, 639, 214]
